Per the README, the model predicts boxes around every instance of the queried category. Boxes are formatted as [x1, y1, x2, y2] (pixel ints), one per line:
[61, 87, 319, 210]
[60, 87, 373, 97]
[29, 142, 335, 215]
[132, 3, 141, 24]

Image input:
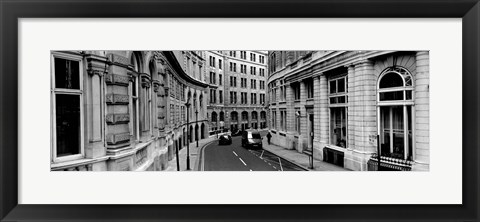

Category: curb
[194, 139, 218, 171]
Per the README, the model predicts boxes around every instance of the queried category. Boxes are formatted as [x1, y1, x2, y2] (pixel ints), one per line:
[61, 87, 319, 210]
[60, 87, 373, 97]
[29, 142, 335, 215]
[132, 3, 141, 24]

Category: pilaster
[413, 51, 430, 171]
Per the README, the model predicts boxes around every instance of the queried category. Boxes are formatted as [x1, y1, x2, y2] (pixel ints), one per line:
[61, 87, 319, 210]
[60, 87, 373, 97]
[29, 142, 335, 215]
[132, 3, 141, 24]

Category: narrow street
[201, 134, 305, 171]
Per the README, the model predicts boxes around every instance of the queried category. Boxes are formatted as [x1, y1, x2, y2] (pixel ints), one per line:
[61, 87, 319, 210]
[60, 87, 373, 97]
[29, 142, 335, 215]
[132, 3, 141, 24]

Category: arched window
[377, 66, 414, 161]
[378, 66, 413, 102]
[211, 112, 217, 122]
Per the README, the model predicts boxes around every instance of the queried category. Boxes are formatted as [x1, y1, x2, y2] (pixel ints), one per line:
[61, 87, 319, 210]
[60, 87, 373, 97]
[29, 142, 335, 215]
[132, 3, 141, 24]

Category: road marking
[232, 151, 238, 157]
[249, 169, 253, 171]
[278, 157, 283, 171]
[239, 157, 247, 166]
[268, 162, 271, 166]
[260, 150, 264, 159]
[272, 166, 277, 169]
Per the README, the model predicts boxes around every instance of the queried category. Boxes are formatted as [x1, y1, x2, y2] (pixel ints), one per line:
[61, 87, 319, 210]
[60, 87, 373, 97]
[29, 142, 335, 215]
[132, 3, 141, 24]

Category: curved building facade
[267, 51, 430, 171]
[50, 51, 211, 171]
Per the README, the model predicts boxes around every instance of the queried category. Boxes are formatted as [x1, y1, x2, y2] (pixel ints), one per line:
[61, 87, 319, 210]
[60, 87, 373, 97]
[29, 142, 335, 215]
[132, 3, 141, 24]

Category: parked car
[218, 134, 232, 145]
[241, 130, 263, 149]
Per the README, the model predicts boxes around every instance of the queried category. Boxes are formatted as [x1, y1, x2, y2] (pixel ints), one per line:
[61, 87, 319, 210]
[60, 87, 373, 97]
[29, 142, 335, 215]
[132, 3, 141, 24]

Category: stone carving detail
[87, 69, 104, 76]
[106, 94, 129, 105]
[106, 113, 130, 125]
[153, 81, 160, 92]
[106, 132, 130, 145]
[110, 54, 130, 66]
[105, 74, 130, 86]
[135, 147, 148, 167]
[141, 76, 151, 88]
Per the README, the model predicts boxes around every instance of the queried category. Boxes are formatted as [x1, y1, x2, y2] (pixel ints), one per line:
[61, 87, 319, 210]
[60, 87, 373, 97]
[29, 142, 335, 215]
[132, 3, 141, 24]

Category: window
[250, 66, 256, 75]
[272, 110, 277, 129]
[210, 89, 217, 104]
[219, 74, 222, 85]
[240, 51, 246, 59]
[262, 94, 266, 104]
[241, 78, 246, 88]
[234, 77, 237, 87]
[259, 68, 265, 76]
[270, 54, 276, 73]
[209, 72, 216, 84]
[230, 62, 237, 72]
[219, 90, 223, 103]
[219, 59, 222, 69]
[250, 53, 256, 62]
[305, 79, 314, 99]
[259, 55, 265, 64]
[329, 76, 347, 104]
[280, 109, 286, 131]
[241, 64, 246, 74]
[209, 56, 215, 67]
[330, 108, 347, 148]
[52, 54, 83, 162]
[293, 82, 301, 100]
[378, 66, 414, 160]
[328, 75, 348, 148]
[131, 75, 139, 141]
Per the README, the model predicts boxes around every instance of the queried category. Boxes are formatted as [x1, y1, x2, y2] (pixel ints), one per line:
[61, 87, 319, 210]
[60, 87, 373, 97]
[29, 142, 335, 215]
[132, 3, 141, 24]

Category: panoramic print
[50, 50, 429, 171]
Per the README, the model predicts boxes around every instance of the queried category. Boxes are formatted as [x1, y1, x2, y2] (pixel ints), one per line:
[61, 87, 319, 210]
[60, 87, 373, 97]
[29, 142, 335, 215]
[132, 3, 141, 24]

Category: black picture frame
[1, 0, 478, 221]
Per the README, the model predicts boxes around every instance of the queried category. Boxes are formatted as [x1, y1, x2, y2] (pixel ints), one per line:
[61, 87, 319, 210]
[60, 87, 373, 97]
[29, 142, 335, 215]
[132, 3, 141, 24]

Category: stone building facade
[267, 51, 429, 171]
[205, 51, 268, 134]
[50, 51, 211, 171]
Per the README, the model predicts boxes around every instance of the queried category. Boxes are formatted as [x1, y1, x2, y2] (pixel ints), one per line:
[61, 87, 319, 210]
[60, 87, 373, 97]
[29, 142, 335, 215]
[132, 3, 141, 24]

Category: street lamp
[195, 109, 199, 148]
[185, 99, 191, 171]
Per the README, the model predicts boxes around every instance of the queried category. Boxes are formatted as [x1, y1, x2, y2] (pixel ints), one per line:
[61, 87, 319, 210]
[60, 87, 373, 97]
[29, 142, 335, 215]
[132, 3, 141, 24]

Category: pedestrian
[266, 132, 272, 145]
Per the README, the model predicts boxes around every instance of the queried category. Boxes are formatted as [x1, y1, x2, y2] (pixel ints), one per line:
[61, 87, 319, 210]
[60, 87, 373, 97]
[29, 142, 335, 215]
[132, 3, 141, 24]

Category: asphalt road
[202, 135, 305, 171]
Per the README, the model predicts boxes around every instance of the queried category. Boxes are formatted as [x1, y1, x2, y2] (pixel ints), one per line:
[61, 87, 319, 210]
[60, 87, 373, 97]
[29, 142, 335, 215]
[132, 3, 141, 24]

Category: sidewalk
[261, 137, 349, 171]
[165, 136, 217, 171]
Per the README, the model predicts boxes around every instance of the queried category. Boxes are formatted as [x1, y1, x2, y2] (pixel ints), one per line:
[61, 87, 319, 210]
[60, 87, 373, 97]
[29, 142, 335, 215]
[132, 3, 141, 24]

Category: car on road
[218, 134, 232, 145]
[241, 130, 263, 149]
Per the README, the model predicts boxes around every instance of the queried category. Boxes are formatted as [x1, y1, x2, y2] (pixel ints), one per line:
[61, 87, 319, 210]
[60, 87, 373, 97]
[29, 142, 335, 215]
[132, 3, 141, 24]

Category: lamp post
[195, 109, 199, 148]
[185, 100, 191, 171]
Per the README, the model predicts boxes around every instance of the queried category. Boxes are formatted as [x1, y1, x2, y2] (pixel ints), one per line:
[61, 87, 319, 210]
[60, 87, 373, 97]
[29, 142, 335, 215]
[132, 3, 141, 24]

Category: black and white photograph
[51, 50, 429, 172]
[51, 51, 429, 171]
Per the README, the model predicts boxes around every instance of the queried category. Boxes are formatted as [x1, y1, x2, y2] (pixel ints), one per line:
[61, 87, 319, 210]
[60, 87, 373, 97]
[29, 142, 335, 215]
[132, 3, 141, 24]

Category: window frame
[51, 52, 85, 163]
[328, 75, 348, 148]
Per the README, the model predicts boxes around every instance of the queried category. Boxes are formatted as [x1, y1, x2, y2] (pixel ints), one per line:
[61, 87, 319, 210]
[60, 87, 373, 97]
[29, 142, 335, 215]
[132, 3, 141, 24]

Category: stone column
[299, 81, 307, 135]
[318, 74, 329, 156]
[413, 51, 430, 171]
[348, 60, 376, 171]
[85, 54, 107, 159]
[313, 74, 322, 141]
[286, 84, 295, 132]
[347, 65, 356, 149]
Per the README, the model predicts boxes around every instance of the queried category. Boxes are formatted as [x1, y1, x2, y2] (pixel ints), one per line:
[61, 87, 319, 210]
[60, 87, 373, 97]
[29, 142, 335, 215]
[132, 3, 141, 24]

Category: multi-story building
[206, 51, 268, 134]
[267, 51, 429, 171]
[50, 50, 211, 171]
